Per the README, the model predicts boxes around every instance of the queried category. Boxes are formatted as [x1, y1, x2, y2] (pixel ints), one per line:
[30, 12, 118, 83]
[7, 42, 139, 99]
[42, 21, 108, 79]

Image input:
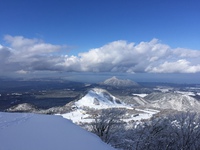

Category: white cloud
[4, 35, 62, 59]
[1, 35, 200, 76]
[173, 48, 200, 58]
[1, 36, 66, 73]
[146, 59, 200, 73]
[74, 39, 171, 72]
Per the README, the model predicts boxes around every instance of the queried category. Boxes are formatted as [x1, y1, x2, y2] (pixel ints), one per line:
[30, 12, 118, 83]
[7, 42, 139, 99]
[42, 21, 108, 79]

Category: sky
[0, 0, 200, 83]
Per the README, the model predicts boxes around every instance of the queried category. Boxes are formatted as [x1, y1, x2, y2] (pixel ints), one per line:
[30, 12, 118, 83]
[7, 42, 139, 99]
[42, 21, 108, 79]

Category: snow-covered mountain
[144, 92, 200, 112]
[4, 88, 136, 114]
[60, 88, 159, 124]
[101, 76, 139, 87]
[0, 112, 115, 150]
[74, 88, 128, 109]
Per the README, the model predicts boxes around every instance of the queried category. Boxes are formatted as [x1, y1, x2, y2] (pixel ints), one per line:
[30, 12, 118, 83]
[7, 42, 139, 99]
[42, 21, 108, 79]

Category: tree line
[86, 109, 200, 150]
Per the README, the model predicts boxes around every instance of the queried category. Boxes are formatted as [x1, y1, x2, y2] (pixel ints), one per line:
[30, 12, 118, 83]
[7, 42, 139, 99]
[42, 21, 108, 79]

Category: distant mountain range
[5, 76, 200, 118]
[101, 76, 139, 87]
[7, 87, 200, 114]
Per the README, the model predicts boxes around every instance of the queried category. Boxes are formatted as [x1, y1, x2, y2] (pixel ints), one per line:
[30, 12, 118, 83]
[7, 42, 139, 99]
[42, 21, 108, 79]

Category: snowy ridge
[75, 88, 129, 109]
[145, 92, 200, 112]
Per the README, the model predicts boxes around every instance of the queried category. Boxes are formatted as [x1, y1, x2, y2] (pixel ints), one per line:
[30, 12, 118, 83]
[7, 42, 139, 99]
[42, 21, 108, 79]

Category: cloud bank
[1, 35, 200, 76]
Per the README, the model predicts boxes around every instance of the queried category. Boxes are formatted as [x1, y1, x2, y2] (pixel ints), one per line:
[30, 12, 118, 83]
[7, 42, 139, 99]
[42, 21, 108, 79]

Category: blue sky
[0, 0, 200, 83]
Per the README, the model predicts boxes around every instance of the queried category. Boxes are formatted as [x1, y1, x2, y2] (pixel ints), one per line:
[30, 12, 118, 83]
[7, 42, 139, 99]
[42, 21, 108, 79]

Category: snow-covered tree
[123, 111, 200, 150]
[167, 112, 200, 150]
[90, 108, 125, 144]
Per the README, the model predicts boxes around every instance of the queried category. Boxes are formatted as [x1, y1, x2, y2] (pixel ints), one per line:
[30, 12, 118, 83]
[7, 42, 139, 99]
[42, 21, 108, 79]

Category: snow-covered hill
[7, 103, 38, 112]
[145, 92, 200, 112]
[75, 88, 129, 109]
[102, 76, 139, 87]
[60, 88, 159, 124]
[0, 112, 115, 150]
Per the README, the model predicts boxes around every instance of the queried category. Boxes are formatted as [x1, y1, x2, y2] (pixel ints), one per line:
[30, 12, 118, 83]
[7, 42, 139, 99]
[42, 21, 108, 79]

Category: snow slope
[145, 93, 200, 112]
[75, 88, 129, 109]
[0, 112, 115, 150]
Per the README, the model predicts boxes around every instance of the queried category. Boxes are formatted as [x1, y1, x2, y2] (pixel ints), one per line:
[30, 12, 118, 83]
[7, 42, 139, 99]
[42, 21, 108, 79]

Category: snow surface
[61, 109, 94, 123]
[123, 109, 160, 122]
[0, 112, 115, 150]
[75, 88, 131, 109]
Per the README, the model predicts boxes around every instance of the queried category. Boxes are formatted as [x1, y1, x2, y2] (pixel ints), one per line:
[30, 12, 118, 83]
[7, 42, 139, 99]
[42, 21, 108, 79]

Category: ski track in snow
[0, 113, 33, 129]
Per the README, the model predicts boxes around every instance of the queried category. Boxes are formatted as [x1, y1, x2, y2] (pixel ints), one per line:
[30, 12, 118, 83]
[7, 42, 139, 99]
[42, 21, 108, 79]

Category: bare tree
[90, 108, 125, 144]
[167, 112, 200, 150]
[122, 111, 200, 150]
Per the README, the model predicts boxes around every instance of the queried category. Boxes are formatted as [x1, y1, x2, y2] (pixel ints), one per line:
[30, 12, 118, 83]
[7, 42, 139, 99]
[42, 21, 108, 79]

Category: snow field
[0, 112, 115, 150]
